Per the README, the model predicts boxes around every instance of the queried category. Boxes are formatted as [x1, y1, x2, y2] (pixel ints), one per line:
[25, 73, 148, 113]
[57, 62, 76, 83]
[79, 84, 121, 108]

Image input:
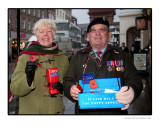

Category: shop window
[28, 21, 31, 30]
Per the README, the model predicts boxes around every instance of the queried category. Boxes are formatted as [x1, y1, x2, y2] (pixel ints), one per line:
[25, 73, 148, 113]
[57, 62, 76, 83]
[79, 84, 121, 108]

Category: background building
[56, 9, 66, 20]
[64, 9, 72, 21]
[48, 9, 56, 20]
[77, 24, 88, 47]
[109, 22, 120, 45]
[88, 9, 115, 23]
[8, 8, 79, 61]
[9, 9, 48, 60]
[119, 9, 151, 53]
[53, 19, 81, 53]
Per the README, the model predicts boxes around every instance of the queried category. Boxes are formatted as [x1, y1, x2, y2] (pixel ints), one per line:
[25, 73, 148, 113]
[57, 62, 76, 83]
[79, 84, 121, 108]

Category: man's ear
[108, 32, 112, 41]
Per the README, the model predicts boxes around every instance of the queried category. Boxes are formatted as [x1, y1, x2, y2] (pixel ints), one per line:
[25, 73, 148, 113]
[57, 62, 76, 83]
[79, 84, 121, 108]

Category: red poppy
[77, 84, 83, 92]
[38, 63, 42, 67]
[30, 55, 36, 62]
[89, 80, 98, 89]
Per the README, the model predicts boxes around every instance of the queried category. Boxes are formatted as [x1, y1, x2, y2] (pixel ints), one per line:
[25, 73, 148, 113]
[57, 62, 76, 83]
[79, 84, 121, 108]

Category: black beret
[87, 17, 109, 33]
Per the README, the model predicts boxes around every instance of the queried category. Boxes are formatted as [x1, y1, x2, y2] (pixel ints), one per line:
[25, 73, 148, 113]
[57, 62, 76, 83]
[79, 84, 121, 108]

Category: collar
[93, 46, 107, 57]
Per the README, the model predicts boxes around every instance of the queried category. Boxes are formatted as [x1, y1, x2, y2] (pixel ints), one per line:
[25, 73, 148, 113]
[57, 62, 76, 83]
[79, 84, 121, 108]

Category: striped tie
[96, 51, 102, 65]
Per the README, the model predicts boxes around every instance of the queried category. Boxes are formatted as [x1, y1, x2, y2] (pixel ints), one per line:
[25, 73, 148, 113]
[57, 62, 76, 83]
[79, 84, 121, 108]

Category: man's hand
[116, 86, 134, 110]
[70, 85, 81, 101]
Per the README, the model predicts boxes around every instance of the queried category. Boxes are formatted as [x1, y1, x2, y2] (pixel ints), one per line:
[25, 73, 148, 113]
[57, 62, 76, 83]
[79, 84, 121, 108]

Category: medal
[121, 66, 124, 72]
[111, 61, 115, 71]
[120, 60, 124, 72]
[115, 60, 121, 71]
[108, 66, 112, 71]
[116, 66, 121, 71]
[107, 61, 112, 71]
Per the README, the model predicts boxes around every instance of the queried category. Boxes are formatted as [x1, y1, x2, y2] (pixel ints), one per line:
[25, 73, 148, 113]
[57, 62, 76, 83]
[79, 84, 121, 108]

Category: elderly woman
[10, 19, 69, 114]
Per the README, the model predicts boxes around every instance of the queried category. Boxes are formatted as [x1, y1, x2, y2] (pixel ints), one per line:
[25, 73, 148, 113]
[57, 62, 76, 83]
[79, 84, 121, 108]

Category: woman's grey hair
[33, 19, 56, 37]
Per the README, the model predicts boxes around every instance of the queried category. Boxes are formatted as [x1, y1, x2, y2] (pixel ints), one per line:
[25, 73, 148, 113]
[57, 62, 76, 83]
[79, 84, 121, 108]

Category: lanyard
[82, 50, 121, 90]
[82, 54, 90, 90]
[83, 54, 90, 74]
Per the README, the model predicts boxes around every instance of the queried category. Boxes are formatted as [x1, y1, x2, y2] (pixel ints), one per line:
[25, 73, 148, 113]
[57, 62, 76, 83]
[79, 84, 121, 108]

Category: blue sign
[79, 93, 124, 109]
[78, 78, 124, 109]
[51, 72, 58, 77]
[82, 73, 94, 84]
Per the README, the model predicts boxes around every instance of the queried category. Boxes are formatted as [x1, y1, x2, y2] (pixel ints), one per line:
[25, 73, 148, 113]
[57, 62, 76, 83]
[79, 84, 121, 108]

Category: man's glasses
[89, 27, 108, 33]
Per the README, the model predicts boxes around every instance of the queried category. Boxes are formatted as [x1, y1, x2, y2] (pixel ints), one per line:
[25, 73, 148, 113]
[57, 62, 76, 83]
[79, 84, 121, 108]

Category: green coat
[10, 52, 69, 114]
[63, 46, 143, 115]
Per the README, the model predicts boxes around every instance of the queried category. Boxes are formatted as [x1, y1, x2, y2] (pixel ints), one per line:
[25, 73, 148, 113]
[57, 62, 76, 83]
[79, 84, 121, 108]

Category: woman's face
[37, 25, 54, 47]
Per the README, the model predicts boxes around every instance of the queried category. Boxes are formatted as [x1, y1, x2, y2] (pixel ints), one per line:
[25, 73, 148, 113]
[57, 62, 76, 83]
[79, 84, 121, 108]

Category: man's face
[122, 43, 125, 47]
[87, 24, 111, 51]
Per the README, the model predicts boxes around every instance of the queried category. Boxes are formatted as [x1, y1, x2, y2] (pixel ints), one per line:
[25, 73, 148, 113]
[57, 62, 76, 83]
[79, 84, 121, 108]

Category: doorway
[126, 27, 140, 52]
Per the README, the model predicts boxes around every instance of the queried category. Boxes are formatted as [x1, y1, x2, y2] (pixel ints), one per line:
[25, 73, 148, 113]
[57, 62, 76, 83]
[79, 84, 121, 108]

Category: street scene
[8, 8, 152, 115]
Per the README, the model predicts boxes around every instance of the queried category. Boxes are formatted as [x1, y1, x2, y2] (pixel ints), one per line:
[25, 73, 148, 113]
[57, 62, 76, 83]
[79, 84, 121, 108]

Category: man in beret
[63, 17, 142, 115]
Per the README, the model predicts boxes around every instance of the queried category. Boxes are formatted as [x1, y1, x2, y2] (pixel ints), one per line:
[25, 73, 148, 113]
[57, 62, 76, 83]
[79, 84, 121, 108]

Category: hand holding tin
[70, 85, 81, 101]
[115, 86, 134, 110]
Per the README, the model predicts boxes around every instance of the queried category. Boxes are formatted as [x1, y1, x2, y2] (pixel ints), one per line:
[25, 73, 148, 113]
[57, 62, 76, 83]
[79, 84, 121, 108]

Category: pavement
[8, 59, 152, 115]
